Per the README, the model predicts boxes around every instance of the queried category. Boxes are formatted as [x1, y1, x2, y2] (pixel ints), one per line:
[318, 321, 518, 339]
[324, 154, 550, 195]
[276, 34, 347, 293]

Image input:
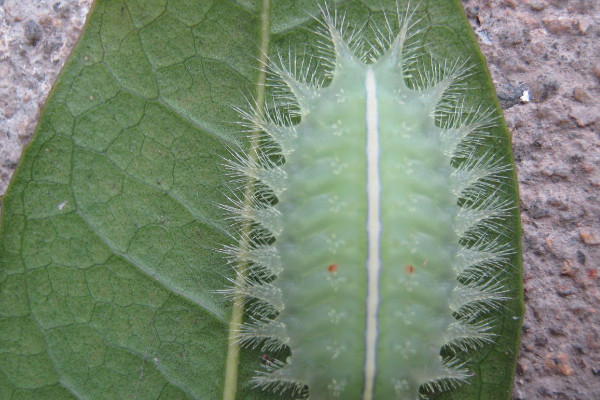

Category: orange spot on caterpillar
[405, 264, 414, 274]
[588, 268, 598, 279]
[328, 263, 338, 273]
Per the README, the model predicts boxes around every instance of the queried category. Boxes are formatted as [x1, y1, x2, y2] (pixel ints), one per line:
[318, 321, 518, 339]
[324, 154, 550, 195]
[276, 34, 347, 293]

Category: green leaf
[0, 1, 522, 399]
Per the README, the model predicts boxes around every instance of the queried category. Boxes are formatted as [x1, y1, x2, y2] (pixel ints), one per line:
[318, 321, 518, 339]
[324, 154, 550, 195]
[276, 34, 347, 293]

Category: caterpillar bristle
[440, 105, 499, 158]
[239, 316, 289, 352]
[455, 195, 514, 239]
[454, 236, 513, 279]
[444, 316, 495, 352]
[218, 273, 285, 315]
[316, 3, 365, 61]
[251, 369, 308, 398]
[267, 56, 318, 115]
[451, 153, 512, 197]
[419, 357, 471, 397]
[450, 278, 509, 315]
[218, 192, 282, 240]
[221, 149, 287, 197]
[219, 243, 282, 278]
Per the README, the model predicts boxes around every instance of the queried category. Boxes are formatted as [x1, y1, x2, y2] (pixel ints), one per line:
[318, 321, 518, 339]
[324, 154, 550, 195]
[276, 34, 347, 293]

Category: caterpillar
[220, 2, 520, 399]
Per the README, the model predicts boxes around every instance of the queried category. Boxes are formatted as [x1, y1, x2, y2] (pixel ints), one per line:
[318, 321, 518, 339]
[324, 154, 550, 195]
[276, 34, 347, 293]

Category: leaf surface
[0, 0, 522, 399]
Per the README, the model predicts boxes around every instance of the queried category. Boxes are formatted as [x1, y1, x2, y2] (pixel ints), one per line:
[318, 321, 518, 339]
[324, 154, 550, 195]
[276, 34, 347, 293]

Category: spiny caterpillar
[221, 2, 518, 399]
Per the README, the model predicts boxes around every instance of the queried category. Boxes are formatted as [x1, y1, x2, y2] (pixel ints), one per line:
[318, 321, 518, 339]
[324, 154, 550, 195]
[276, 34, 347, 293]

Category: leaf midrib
[222, 0, 272, 399]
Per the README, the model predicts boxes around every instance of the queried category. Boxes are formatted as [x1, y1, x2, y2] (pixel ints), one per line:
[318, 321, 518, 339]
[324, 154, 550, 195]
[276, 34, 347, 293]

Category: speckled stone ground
[0, 0, 92, 195]
[460, 1, 600, 399]
[1, 0, 599, 399]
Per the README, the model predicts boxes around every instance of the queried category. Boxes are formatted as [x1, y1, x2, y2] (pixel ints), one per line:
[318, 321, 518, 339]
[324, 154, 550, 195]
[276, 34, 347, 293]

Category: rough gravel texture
[460, 1, 600, 399]
[0, 0, 92, 195]
[1, 0, 600, 399]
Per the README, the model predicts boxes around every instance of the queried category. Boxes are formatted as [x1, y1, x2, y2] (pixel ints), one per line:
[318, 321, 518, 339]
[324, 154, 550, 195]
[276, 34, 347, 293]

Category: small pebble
[569, 106, 599, 127]
[573, 87, 591, 103]
[549, 325, 567, 335]
[497, 82, 526, 108]
[587, 332, 600, 350]
[580, 228, 600, 245]
[529, 75, 559, 103]
[556, 286, 576, 297]
[543, 16, 577, 34]
[543, 352, 574, 376]
[528, 0, 546, 11]
[24, 19, 42, 46]
[577, 16, 594, 35]
[593, 64, 600, 79]
[576, 250, 586, 265]
[517, 359, 531, 375]
[560, 262, 576, 277]
[535, 335, 548, 347]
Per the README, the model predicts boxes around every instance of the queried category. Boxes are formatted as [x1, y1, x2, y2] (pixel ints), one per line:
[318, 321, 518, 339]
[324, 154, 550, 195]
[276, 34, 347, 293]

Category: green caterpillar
[222, 2, 520, 399]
